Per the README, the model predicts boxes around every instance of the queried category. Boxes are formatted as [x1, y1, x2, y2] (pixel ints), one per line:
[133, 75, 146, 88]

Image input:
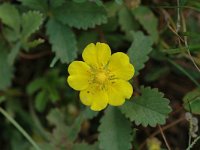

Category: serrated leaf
[47, 108, 66, 127]
[0, 47, 13, 90]
[127, 31, 153, 75]
[132, 6, 158, 42]
[72, 142, 99, 150]
[21, 11, 43, 39]
[18, 0, 48, 12]
[68, 108, 98, 141]
[121, 87, 171, 127]
[46, 19, 77, 63]
[54, 1, 107, 29]
[47, 108, 72, 149]
[98, 107, 132, 150]
[183, 88, 200, 115]
[0, 3, 20, 33]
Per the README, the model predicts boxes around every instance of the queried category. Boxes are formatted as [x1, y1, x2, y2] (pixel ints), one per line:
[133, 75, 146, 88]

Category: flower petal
[107, 79, 133, 106]
[96, 42, 111, 66]
[67, 61, 90, 90]
[67, 75, 89, 91]
[80, 86, 108, 111]
[68, 61, 90, 75]
[108, 52, 135, 80]
[82, 43, 98, 67]
[82, 42, 111, 67]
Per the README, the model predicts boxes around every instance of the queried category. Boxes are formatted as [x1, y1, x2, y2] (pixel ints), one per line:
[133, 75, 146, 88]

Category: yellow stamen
[95, 71, 107, 83]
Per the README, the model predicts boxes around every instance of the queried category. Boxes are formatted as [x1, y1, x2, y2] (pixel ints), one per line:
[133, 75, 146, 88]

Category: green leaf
[98, 107, 132, 150]
[190, 1, 200, 10]
[132, 6, 158, 42]
[118, 6, 139, 34]
[3, 27, 20, 42]
[94, 0, 104, 6]
[115, 0, 123, 5]
[8, 42, 21, 65]
[31, 143, 54, 150]
[127, 31, 153, 75]
[121, 87, 172, 127]
[10, 131, 30, 150]
[68, 108, 98, 141]
[77, 31, 98, 54]
[18, 0, 48, 12]
[48, 86, 60, 102]
[22, 38, 44, 50]
[180, 0, 188, 6]
[49, 0, 65, 8]
[21, 11, 43, 40]
[35, 91, 48, 112]
[183, 88, 200, 115]
[46, 19, 77, 63]
[73, 142, 99, 150]
[101, 17, 118, 32]
[47, 108, 72, 149]
[54, 1, 107, 29]
[105, 1, 121, 17]
[0, 3, 20, 33]
[0, 96, 6, 104]
[168, 59, 200, 87]
[105, 33, 125, 49]
[27, 78, 46, 94]
[0, 48, 13, 90]
[73, 0, 87, 3]
[47, 108, 66, 127]
[145, 67, 170, 82]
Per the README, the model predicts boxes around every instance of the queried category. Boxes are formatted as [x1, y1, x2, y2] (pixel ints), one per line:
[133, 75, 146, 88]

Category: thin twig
[181, 13, 200, 72]
[28, 98, 50, 141]
[160, 9, 176, 29]
[151, 117, 185, 137]
[0, 107, 41, 150]
[139, 117, 185, 149]
[186, 136, 200, 150]
[167, 23, 185, 42]
[158, 125, 171, 150]
[20, 51, 51, 60]
[95, 27, 106, 43]
[176, 0, 181, 33]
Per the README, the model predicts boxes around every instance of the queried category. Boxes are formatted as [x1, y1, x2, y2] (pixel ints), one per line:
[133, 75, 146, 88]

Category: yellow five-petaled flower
[67, 42, 135, 111]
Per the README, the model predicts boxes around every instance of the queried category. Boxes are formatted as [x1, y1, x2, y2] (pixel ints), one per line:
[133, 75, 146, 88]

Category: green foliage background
[0, 0, 200, 150]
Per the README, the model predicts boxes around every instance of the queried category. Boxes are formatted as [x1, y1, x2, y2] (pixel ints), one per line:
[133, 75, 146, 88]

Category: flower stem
[0, 107, 41, 150]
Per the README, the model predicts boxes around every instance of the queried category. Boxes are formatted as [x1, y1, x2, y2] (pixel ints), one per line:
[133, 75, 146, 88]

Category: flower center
[89, 67, 116, 90]
[95, 71, 107, 83]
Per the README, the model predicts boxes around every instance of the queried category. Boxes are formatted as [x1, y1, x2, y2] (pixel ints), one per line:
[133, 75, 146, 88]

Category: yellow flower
[147, 137, 161, 150]
[67, 42, 135, 111]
